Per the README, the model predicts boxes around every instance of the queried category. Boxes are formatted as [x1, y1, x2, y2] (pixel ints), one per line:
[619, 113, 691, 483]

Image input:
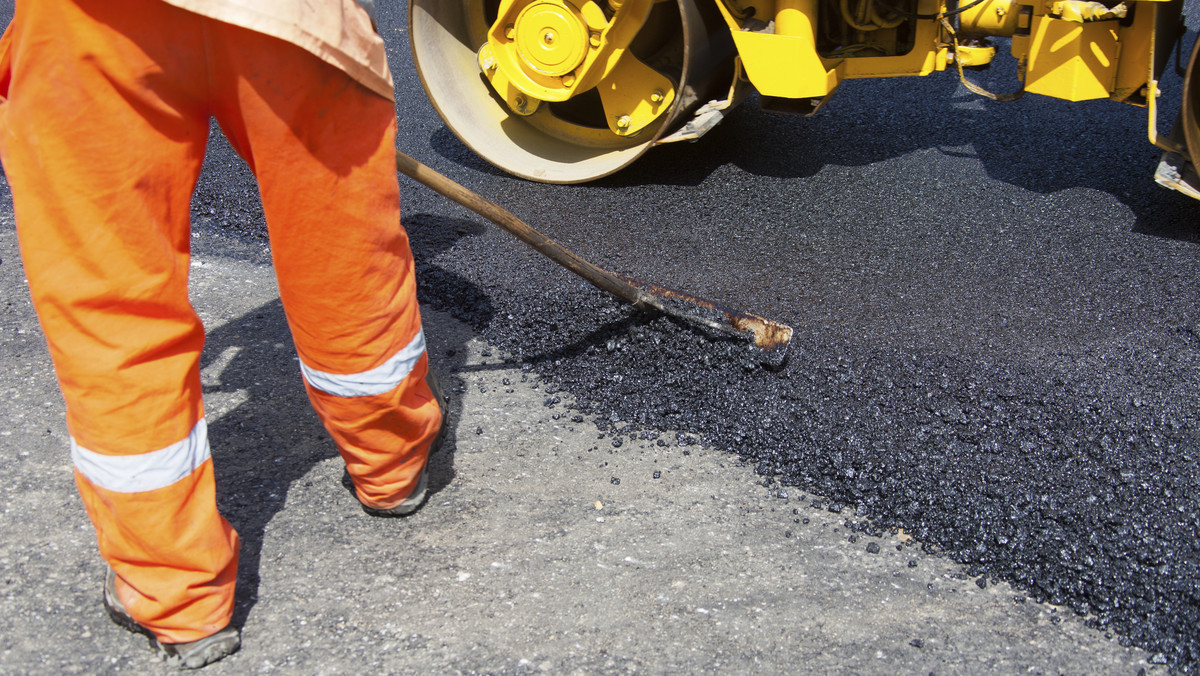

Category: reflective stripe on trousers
[301, 329, 427, 398]
[0, 0, 439, 643]
[72, 421, 212, 494]
[302, 328, 441, 511]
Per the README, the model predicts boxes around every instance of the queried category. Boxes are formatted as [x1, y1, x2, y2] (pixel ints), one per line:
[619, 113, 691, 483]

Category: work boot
[360, 369, 447, 517]
[103, 567, 240, 669]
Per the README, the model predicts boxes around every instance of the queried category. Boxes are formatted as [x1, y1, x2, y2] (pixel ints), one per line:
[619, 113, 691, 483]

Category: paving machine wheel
[1182, 35, 1200, 176]
[409, 0, 736, 183]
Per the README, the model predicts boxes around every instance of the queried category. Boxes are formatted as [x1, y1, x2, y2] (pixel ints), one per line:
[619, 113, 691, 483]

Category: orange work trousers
[0, 0, 441, 644]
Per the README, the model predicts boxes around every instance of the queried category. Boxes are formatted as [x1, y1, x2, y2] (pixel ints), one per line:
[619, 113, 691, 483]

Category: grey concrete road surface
[0, 205, 1161, 674]
[0, 0, 1192, 673]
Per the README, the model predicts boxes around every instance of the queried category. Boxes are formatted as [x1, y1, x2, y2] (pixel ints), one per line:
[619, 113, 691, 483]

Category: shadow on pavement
[199, 213, 490, 630]
[424, 31, 1200, 242]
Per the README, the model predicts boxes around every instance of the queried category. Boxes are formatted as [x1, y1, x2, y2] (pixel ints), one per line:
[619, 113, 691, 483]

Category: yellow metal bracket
[713, 0, 841, 98]
[1023, 14, 1119, 101]
[1137, 2, 1185, 156]
[955, 43, 997, 67]
[479, 0, 676, 135]
[1147, 79, 1186, 154]
[1049, 0, 1128, 22]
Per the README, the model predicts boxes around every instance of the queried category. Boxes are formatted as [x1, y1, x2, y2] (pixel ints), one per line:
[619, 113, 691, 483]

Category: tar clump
[415, 225, 1200, 672]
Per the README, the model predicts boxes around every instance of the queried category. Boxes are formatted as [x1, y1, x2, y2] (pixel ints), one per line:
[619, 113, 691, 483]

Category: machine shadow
[203, 216, 491, 629]
[426, 32, 1200, 240]
[611, 73, 1199, 237]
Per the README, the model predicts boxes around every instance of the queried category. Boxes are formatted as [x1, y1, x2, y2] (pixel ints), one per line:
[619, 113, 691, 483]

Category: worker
[0, 0, 443, 668]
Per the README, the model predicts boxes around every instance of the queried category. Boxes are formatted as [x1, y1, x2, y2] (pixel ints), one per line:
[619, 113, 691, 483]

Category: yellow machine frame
[716, 0, 1178, 102]
[409, 0, 1193, 187]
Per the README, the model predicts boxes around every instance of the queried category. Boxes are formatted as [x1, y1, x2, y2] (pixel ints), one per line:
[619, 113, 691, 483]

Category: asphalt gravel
[3, 0, 1199, 671]
[214, 3, 1200, 669]
[381, 4, 1200, 671]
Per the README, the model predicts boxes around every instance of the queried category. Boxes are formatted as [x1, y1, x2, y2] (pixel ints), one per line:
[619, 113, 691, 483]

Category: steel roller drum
[409, 0, 736, 183]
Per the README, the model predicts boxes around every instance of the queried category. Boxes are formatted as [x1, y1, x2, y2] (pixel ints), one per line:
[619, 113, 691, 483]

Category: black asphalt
[5, 0, 1200, 670]
[377, 5, 1200, 670]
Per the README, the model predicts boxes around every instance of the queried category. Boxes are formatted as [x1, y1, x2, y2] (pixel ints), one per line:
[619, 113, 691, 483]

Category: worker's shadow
[200, 214, 489, 629]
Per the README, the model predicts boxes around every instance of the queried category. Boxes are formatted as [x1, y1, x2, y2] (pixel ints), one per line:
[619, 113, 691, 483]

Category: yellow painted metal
[711, 0, 1169, 101]
[512, 1, 591, 77]
[415, 0, 1193, 191]
[1109, 1, 1156, 102]
[1140, 0, 1185, 153]
[1050, 0, 1127, 23]
[958, 0, 1020, 37]
[717, 0, 1177, 96]
[596, 54, 676, 135]
[482, 0, 676, 135]
[1022, 15, 1119, 101]
[478, 43, 543, 116]
[838, 0, 950, 79]
[955, 43, 997, 68]
[1109, 0, 1178, 104]
[728, 33, 840, 97]
[412, 0, 743, 183]
[1147, 78, 1187, 153]
[775, 0, 812, 34]
[566, 1, 658, 95]
[720, 0, 951, 85]
[483, 0, 615, 101]
[713, 0, 839, 97]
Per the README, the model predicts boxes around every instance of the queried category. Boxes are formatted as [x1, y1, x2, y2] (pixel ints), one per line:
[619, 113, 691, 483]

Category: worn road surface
[1, 0, 1197, 673]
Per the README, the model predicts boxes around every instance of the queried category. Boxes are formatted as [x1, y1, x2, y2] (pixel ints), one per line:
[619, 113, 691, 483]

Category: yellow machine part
[720, 0, 839, 98]
[712, 0, 952, 97]
[716, 0, 1180, 110]
[410, 0, 1192, 190]
[479, 0, 678, 135]
[958, 0, 1022, 36]
[1005, 0, 1179, 105]
[1022, 16, 1119, 101]
[955, 43, 997, 67]
[409, 0, 737, 183]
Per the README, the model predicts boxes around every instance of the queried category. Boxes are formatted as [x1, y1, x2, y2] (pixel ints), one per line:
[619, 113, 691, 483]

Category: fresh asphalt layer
[0, 209, 1167, 675]
[2, 1, 1198, 674]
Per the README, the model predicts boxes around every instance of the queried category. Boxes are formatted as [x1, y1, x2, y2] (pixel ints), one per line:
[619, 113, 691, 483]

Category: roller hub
[514, 2, 589, 77]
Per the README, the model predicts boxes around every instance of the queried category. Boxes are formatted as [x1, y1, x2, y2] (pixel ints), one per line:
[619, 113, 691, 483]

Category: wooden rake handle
[394, 150, 793, 354]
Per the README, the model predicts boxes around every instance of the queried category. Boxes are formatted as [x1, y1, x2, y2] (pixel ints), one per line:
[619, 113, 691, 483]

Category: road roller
[409, 0, 1199, 196]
